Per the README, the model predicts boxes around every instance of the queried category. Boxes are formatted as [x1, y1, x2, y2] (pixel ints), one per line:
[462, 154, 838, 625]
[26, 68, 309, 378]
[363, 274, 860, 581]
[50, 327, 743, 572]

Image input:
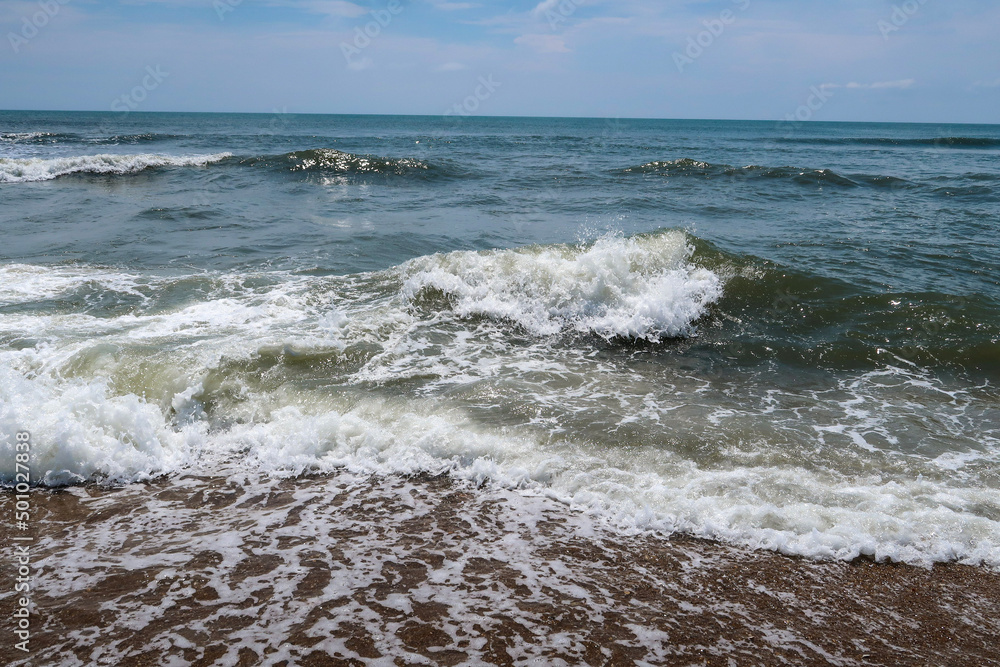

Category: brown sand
[3, 472, 999, 666]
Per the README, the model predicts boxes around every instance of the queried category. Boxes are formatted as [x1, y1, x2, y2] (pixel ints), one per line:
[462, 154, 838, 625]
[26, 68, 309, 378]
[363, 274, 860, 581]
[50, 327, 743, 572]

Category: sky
[1, 0, 998, 123]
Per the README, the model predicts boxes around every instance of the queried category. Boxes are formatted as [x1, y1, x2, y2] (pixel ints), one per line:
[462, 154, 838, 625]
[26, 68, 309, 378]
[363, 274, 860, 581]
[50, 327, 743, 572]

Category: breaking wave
[401, 231, 723, 340]
[1, 232, 998, 567]
[0, 152, 233, 183]
[0, 131, 67, 144]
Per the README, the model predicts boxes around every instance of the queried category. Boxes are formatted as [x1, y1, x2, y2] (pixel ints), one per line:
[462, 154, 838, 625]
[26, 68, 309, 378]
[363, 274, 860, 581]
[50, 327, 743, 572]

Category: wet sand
[3, 472, 999, 666]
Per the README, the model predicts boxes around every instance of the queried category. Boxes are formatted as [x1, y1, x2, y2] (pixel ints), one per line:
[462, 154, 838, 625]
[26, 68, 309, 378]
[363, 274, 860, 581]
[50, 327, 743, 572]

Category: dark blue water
[2, 111, 999, 564]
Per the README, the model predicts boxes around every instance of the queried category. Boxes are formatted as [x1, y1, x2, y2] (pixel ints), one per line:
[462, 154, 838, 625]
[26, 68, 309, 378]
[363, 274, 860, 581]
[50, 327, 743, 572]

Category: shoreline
[4, 471, 1000, 666]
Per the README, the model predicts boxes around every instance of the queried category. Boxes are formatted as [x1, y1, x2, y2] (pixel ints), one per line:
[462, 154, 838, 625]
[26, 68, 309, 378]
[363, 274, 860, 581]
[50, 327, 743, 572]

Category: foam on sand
[6, 472, 1000, 666]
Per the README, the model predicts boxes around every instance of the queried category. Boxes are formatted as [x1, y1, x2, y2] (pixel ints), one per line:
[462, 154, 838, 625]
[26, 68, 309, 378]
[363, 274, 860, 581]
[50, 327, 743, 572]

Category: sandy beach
[4, 472, 999, 666]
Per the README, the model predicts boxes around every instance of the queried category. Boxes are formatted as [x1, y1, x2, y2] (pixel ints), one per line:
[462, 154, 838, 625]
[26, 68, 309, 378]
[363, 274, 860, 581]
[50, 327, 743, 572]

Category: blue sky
[1, 0, 998, 122]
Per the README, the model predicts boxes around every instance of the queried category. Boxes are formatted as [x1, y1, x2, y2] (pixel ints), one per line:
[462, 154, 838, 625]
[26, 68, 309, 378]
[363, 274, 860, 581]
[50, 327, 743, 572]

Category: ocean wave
[0, 131, 187, 146]
[400, 231, 723, 341]
[0, 131, 67, 143]
[243, 148, 442, 180]
[778, 136, 1000, 148]
[687, 242, 1000, 376]
[0, 152, 233, 183]
[89, 133, 186, 145]
[931, 185, 997, 199]
[0, 263, 150, 307]
[1, 254, 998, 566]
[1, 350, 998, 567]
[622, 158, 865, 187]
[619, 158, 1000, 197]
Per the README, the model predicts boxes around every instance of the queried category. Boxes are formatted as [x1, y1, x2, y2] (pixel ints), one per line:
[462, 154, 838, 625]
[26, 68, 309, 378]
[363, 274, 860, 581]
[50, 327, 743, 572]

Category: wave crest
[91, 133, 185, 145]
[400, 231, 723, 340]
[623, 158, 863, 187]
[1, 131, 64, 143]
[780, 136, 1000, 148]
[0, 153, 233, 183]
[245, 148, 436, 179]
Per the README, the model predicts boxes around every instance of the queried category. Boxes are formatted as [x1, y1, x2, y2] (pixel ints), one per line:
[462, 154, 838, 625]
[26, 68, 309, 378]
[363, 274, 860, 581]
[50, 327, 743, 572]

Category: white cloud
[427, 1, 479, 10]
[118, 0, 369, 17]
[347, 56, 374, 71]
[298, 1, 368, 18]
[823, 79, 915, 90]
[514, 33, 569, 53]
[867, 79, 915, 89]
[973, 77, 1000, 88]
[437, 61, 469, 71]
[532, 0, 561, 15]
[116, 0, 219, 4]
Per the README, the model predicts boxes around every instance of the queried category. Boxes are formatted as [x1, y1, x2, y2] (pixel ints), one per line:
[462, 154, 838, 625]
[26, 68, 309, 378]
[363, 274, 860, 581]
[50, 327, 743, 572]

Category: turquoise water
[1, 111, 999, 564]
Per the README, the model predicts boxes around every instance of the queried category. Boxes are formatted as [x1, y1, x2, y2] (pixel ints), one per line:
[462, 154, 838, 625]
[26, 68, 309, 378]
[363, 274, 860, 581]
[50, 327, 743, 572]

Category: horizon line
[1, 109, 997, 127]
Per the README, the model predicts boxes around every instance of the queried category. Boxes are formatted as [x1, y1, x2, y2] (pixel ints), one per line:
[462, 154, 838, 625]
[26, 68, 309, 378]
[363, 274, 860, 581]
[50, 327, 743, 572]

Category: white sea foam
[5, 475, 733, 665]
[0, 132, 54, 142]
[0, 152, 231, 183]
[0, 264, 149, 306]
[0, 360, 196, 486]
[1, 249, 999, 566]
[400, 231, 722, 340]
[4, 369, 999, 566]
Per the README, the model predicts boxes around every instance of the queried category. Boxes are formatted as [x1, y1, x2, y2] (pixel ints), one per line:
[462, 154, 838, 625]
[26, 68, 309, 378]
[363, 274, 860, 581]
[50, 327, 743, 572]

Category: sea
[1, 111, 999, 566]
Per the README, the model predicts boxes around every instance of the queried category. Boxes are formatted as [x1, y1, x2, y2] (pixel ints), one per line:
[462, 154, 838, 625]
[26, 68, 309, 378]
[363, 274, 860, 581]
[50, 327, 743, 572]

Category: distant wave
[778, 136, 1000, 148]
[0, 131, 68, 144]
[619, 158, 1000, 197]
[622, 158, 866, 187]
[0, 152, 233, 183]
[243, 148, 444, 180]
[0, 147, 449, 184]
[89, 133, 187, 145]
[1, 132, 189, 146]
